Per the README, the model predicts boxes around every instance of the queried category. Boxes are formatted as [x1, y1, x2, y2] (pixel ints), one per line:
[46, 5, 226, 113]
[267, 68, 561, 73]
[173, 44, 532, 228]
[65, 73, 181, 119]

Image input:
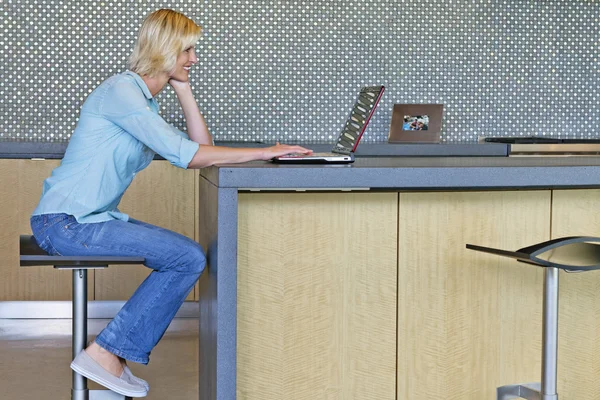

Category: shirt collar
[124, 70, 153, 100]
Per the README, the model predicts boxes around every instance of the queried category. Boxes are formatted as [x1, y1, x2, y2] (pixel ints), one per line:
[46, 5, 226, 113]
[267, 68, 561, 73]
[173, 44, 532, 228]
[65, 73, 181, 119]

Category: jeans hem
[94, 336, 149, 365]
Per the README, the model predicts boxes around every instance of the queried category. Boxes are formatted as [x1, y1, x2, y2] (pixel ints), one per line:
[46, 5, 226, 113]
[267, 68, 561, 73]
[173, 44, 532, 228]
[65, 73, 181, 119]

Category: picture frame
[388, 104, 444, 143]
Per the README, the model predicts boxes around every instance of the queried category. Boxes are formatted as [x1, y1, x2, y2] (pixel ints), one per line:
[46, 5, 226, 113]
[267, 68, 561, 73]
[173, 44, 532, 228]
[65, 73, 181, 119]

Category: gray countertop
[6, 138, 600, 190]
[0, 139, 507, 159]
[200, 156, 600, 190]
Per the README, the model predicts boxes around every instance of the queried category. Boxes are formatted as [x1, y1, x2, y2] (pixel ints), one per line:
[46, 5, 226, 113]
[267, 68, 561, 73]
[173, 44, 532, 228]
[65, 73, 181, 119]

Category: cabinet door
[95, 161, 198, 300]
[397, 191, 551, 399]
[237, 192, 398, 400]
[0, 159, 90, 300]
[551, 189, 600, 399]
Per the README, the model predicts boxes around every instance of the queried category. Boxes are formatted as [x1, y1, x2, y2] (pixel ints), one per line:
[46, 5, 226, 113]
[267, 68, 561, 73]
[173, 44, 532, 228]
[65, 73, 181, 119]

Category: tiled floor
[0, 319, 199, 400]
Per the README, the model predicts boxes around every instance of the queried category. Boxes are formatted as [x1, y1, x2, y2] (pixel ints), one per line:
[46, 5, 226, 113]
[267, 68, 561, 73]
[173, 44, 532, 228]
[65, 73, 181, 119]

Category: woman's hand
[188, 143, 314, 168]
[168, 78, 192, 93]
[261, 142, 313, 160]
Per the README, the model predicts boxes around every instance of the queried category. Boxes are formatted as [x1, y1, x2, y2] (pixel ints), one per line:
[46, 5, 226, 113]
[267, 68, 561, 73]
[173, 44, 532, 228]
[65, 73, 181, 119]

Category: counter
[197, 157, 600, 400]
[202, 156, 600, 189]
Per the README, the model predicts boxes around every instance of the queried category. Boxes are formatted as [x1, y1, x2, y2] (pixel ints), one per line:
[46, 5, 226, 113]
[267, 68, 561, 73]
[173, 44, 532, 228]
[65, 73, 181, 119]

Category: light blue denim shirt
[32, 71, 200, 223]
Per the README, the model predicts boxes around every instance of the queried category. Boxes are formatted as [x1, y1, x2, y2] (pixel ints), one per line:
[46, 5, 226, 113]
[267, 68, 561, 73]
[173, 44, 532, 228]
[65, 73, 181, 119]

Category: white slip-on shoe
[70, 350, 148, 398]
[123, 365, 150, 392]
[85, 342, 150, 393]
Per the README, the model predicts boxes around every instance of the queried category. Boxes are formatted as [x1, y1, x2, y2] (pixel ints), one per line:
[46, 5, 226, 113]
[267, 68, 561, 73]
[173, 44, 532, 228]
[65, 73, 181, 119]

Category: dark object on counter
[466, 236, 600, 399]
[485, 136, 600, 144]
[488, 136, 600, 157]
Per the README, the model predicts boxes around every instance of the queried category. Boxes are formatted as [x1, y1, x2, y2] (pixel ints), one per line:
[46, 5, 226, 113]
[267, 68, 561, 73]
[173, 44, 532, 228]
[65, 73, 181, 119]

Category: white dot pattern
[2, 0, 599, 143]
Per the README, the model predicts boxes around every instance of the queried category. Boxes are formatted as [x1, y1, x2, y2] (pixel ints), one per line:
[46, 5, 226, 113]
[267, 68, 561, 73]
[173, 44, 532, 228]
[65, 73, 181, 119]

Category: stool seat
[467, 236, 600, 272]
[20, 235, 145, 267]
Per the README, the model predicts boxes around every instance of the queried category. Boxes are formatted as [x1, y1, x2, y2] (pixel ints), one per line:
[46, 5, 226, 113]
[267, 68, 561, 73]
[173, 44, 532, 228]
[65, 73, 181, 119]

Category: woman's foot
[85, 341, 123, 377]
[70, 347, 147, 397]
[119, 357, 150, 391]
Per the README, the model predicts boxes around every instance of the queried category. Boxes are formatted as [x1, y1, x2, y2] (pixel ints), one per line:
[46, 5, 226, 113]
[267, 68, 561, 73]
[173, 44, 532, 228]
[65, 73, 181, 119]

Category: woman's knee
[175, 243, 206, 275]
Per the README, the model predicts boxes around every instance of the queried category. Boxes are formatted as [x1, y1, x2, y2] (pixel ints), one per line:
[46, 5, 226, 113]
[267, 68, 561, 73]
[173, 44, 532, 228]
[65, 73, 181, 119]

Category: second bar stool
[466, 236, 600, 400]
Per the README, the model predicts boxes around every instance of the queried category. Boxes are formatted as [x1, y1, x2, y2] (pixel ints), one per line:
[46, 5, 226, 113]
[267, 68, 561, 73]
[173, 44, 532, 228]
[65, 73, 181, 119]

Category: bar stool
[466, 236, 600, 400]
[19, 235, 145, 400]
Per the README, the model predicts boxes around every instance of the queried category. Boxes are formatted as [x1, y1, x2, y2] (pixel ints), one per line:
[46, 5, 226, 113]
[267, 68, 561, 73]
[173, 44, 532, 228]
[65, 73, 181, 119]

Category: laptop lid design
[273, 85, 385, 164]
[330, 86, 385, 155]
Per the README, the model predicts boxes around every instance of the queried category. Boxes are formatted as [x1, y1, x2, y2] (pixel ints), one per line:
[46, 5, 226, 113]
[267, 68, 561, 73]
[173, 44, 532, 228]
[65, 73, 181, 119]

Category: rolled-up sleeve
[100, 81, 199, 169]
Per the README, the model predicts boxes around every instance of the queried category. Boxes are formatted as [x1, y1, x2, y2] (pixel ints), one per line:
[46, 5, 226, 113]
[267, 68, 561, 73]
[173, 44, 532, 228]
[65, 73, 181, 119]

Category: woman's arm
[187, 143, 312, 168]
[167, 80, 312, 168]
[169, 79, 213, 145]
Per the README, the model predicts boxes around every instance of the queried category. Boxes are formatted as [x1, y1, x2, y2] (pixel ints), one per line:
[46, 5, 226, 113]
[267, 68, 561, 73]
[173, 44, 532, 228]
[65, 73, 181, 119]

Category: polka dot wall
[1, 0, 599, 143]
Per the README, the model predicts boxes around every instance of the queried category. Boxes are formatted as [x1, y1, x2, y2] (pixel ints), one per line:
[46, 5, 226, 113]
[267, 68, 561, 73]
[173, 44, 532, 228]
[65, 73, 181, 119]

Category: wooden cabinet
[0, 160, 198, 301]
[236, 192, 398, 399]
[234, 190, 570, 399]
[0, 159, 79, 300]
[397, 191, 551, 399]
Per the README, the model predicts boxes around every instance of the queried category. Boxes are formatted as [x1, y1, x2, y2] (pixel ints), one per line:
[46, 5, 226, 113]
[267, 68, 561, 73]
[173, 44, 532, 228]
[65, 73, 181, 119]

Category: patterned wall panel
[1, 0, 599, 143]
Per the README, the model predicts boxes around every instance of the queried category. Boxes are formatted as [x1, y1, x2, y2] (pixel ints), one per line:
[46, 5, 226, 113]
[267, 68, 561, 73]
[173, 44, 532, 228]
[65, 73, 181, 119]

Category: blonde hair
[129, 9, 202, 77]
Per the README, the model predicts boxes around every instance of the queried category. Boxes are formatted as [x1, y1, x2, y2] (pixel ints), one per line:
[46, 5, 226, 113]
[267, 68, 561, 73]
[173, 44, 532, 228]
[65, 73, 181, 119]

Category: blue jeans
[30, 213, 206, 364]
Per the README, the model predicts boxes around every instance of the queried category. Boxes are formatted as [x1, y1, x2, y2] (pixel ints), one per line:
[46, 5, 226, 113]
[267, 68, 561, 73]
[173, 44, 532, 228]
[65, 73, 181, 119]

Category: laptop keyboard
[283, 152, 338, 157]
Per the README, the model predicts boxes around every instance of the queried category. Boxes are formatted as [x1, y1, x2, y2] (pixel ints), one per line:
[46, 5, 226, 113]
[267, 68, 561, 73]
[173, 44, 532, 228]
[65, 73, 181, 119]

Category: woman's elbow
[187, 158, 214, 169]
[186, 147, 216, 169]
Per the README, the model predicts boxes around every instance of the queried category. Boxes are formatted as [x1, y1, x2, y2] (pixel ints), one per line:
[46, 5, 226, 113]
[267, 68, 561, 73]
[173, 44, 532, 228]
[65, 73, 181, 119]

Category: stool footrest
[497, 383, 544, 400]
[72, 388, 133, 400]
[55, 265, 108, 270]
[89, 389, 132, 399]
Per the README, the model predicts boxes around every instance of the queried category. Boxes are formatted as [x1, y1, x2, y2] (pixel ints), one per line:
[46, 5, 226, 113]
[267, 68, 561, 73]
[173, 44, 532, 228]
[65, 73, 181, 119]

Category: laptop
[272, 85, 385, 164]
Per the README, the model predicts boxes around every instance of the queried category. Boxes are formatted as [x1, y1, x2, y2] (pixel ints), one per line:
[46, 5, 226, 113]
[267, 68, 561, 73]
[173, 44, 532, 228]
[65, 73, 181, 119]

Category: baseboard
[0, 301, 199, 319]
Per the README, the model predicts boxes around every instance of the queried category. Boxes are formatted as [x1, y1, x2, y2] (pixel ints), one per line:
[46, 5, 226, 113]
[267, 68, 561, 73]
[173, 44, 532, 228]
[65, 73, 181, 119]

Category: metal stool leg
[541, 267, 558, 400]
[72, 268, 89, 400]
[496, 267, 560, 400]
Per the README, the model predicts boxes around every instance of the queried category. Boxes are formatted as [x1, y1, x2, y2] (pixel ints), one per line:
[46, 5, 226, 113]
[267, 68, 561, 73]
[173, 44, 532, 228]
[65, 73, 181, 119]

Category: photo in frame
[388, 104, 444, 143]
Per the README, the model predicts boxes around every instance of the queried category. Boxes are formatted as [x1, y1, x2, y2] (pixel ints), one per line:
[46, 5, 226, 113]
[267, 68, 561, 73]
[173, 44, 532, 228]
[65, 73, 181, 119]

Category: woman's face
[170, 46, 198, 82]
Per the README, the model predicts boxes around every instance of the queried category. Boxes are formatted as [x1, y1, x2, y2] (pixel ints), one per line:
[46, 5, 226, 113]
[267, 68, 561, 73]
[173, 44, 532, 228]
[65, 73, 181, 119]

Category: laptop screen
[332, 86, 385, 154]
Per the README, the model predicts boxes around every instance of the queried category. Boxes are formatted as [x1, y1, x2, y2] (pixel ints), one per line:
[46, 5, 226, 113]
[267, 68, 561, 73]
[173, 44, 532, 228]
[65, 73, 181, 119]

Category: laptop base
[272, 154, 354, 164]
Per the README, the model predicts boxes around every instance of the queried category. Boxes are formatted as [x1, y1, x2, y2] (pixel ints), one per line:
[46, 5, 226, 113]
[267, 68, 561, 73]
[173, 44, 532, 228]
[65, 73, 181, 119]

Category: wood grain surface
[237, 192, 398, 399]
[397, 190, 551, 399]
[550, 189, 600, 399]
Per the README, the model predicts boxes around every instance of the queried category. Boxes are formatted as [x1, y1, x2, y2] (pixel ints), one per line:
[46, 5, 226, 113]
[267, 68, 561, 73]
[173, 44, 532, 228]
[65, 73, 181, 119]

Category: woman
[30, 9, 311, 398]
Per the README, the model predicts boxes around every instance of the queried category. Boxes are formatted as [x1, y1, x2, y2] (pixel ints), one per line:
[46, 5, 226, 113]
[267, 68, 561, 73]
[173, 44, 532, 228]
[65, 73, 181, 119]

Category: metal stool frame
[467, 236, 600, 400]
[19, 235, 145, 400]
